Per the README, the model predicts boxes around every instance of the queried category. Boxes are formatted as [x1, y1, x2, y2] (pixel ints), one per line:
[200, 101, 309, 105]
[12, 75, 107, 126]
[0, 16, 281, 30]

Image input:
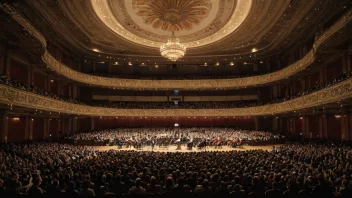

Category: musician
[187, 138, 193, 150]
[176, 138, 181, 150]
[151, 138, 155, 151]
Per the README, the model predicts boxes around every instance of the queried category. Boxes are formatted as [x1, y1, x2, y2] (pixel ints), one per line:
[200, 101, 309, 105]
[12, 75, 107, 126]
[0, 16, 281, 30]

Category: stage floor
[91, 144, 281, 152]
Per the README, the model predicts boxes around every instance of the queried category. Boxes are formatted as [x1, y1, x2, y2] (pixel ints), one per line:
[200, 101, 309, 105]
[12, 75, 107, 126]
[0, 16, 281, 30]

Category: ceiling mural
[132, 0, 212, 32]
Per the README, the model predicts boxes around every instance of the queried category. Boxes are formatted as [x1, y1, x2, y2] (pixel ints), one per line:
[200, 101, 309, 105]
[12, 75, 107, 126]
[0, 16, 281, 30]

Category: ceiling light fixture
[160, 31, 186, 61]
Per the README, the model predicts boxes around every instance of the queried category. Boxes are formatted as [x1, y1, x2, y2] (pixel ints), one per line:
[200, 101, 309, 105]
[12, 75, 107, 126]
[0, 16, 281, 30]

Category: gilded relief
[132, 0, 212, 31]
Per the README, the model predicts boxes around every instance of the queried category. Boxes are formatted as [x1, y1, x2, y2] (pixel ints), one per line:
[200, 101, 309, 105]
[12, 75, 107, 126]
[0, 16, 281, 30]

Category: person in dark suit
[151, 138, 155, 151]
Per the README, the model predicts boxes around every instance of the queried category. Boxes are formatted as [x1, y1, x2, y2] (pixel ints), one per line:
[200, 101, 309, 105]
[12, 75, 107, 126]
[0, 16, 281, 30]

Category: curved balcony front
[0, 76, 351, 117]
[1, 4, 351, 90]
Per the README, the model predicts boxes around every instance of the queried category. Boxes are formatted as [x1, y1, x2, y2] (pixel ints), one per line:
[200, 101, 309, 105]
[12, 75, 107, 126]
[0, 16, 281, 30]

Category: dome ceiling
[91, 0, 250, 48]
[21, 0, 328, 60]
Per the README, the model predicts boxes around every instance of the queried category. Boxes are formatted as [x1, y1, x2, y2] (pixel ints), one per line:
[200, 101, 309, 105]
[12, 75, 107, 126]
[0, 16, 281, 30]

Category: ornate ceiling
[91, 0, 249, 48]
[3, 0, 348, 65]
[20, 0, 326, 59]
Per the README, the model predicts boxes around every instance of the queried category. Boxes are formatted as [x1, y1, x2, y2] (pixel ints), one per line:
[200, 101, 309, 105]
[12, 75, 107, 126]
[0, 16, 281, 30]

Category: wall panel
[7, 116, 26, 142]
[32, 117, 45, 140]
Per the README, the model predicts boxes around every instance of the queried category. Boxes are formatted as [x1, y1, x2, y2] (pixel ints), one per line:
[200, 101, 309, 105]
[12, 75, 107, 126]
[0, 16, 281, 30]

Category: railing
[1, 3, 351, 90]
[1, 77, 352, 116]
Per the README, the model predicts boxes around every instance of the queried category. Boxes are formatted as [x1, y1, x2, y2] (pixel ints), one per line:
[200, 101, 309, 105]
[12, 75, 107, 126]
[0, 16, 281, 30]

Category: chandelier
[160, 31, 186, 61]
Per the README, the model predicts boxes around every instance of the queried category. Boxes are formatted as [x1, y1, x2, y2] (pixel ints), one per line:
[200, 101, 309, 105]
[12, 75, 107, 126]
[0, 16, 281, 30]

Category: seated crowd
[1, 70, 352, 109]
[0, 75, 83, 104]
[0, 140, 352, 197]
[92, 101, 259, 109]
[88, 71, 270, 80]
[64, 128, 285, 146]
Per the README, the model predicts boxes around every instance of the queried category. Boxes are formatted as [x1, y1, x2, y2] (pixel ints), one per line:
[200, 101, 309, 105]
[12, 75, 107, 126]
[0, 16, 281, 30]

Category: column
[72, 117, 78, 133]
[341, 114, 348, 140]
[254, 117, 259, 131]
[300, 79, 305, 92]
[108, 62, 112, 73]
[24, 116, 30, 140]
[44, 118, 50, 138]
[272, 85, 278, 100]
[347, 53, 351, 72]
[91, 117, 95, 131]
[68, 84, 72, 98]
[304, 117, 309, 139]
[0, 112, 8, 143]
[57, 82, 62, 96]
[3, 50, 11, 76]
[323, 115, 328, 138]
[318, 117, 323, 138]
[93, 62, 96, 72]
[28, 65, 34, 86]
[28, 116, 33, 140]
[44, 75, 49, 91]
[68, 117, 72, 134]
[72, 85, 78, 99]
[273, 117, 278, 132]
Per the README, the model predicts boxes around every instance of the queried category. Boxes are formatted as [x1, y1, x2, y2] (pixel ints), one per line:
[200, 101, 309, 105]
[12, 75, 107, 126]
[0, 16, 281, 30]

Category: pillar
[323, 115, 328, 138]
[3, 50, 11, 76]
[28, 116, 33, 140]
[347, 53, 351, 72]
[300, 79, 305, 92]
[273, 117, 278, 132]
[292, 118, 296, 134]
[44, 118, 49, 138]
[108, 62, 112, 73]
[272, 85, 278, 100]
[0, 112, 8, 143]
[72, 85, 78, 99]
[68, 84, 72, 98]
[341, 114, 348, 140]
[91, 117, 95, 131]
[304, 117, 309, 138]
[93, 62, 96, 72]
[44, 75, 49, 91]
[254, 117, 259, 131]
[318, 117, 322, 138]
[24, 116, 30, 140]
[72, 117, 78, 133]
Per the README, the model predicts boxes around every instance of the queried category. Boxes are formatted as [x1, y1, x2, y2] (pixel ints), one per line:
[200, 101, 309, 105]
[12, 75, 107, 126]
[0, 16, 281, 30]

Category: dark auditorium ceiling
[10, 0, 352, 65]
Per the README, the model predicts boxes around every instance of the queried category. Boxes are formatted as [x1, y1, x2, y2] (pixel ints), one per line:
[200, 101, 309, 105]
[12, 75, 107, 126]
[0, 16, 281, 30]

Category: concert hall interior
[1, 0, 352, 197]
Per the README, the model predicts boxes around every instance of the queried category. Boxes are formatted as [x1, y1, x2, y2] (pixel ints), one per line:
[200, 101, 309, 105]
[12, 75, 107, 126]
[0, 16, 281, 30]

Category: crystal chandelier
[160, 31, 186, 61]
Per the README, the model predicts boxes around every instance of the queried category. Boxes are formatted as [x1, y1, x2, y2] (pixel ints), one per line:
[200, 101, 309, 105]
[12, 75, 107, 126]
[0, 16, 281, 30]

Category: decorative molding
[1, 4, 352, 90]
[42, 49, 315, 90]
[0, 78, 352, 116]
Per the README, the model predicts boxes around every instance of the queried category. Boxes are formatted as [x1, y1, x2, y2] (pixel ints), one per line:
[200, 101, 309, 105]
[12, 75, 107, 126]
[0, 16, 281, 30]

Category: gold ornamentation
[132, 0, 212, 31]
[160, 31, 186, 61]
[91, 0, 249, 48]
[2, 4, 352, 90]
[1, 78, 352, 116]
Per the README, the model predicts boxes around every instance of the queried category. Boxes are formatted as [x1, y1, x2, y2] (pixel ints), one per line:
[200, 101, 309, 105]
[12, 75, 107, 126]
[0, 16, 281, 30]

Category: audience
[0, 75, 83, 104]
[0, 140, 352, 197]
[1, 71, 352, 110]
[88, 71, 270, 80]
[92, 101, 259, 109]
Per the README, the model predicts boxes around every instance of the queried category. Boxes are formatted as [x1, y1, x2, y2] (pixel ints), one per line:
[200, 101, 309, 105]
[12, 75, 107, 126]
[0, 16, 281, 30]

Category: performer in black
[151, 138, 155, 151]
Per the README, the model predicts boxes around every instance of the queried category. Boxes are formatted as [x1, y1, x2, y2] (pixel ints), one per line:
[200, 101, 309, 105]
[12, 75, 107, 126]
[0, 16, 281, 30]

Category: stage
[91, 144, 281, 152]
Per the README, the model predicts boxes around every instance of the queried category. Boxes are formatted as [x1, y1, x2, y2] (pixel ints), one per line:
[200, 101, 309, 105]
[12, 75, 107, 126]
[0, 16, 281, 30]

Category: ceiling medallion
[160, 31, 186, 61]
